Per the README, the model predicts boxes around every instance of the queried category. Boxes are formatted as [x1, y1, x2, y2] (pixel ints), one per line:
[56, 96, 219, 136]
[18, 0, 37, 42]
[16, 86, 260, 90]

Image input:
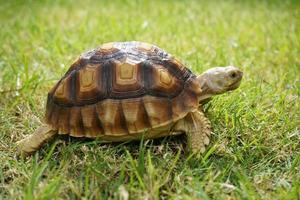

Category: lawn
[0, 0, 299, 199]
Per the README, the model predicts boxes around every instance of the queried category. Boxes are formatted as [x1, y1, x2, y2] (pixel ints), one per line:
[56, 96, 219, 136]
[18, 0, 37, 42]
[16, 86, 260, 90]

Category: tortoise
[17, 41, 243, 156]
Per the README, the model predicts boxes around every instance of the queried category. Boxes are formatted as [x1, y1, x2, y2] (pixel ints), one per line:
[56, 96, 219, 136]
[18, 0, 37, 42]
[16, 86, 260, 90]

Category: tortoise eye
[230, 72, 237, 78]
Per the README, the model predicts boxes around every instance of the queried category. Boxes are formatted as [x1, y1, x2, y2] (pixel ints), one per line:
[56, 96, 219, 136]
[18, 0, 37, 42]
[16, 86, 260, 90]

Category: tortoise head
[197, 66, 243, 103]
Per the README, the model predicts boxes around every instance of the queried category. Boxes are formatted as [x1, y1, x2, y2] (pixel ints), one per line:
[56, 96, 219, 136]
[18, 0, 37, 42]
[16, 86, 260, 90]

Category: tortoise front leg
[17, 124, 58, 157]
[173, 110, 211, 154]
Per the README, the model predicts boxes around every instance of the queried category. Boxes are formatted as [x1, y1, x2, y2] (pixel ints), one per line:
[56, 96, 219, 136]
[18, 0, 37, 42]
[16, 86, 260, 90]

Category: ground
[0, 0, 299, 199]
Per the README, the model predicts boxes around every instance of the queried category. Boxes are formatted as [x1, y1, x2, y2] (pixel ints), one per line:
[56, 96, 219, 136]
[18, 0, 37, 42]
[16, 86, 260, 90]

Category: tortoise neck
[197, 74, 214, 102]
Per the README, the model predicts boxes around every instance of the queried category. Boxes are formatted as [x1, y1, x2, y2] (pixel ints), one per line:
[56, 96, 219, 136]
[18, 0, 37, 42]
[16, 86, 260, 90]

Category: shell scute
[53, 74, 73, 105]
[96, 100, 128, 136]
[121, 99, 150, 134]
[81, 105, 102, 137]
[46, 42, 201, 138]
[143, 96, 172, 128]
[77, 64, 104, 102]
[150, 64, 182, 95]
[69, 107, 84, 137]
[57, 107, 70, 135]
[112, 59, 142, 93]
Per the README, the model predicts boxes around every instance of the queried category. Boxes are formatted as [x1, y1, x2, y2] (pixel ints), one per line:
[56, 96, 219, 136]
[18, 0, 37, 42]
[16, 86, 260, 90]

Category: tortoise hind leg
[172, 110, 211, 154]
[17, 124, 58, 157]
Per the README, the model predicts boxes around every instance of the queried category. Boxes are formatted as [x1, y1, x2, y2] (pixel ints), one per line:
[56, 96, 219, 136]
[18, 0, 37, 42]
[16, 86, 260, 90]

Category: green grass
[0, 0, 299, 199]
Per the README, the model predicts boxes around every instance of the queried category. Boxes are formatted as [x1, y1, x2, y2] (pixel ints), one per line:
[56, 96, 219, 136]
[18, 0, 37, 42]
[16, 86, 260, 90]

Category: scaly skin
[172, 110, 212, 153]
[17, 125, 57, 157]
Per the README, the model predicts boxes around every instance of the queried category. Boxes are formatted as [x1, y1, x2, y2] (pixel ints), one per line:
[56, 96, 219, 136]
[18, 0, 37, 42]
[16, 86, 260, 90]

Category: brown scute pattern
[57, 107, 70, 134]
[45, 96, 54, 124]
[45, 42, 202, 137]
[49, 103, 60, 128]
[48, 81, 59, 96]
[69, 107, 84, 137]
[171, 94, 188, 119]
[53, 73, 73, 105]
[168, 57, 185, 71]
[99, 42, 117, 51]
[163, 59, 193, 82]
[134, 42, 170, 58]
[81, 105, 103, 137]
[112, 59, 142, 92]
[76, 64, 104, 101]
[121, 99, 151, 133]
[45, 82, 200, 137]
[93, 46, 119, 59]
[170, 79, 201, 119]
[46, 86, 198, 138]
[65, 57, 83, 75]
[143, 96, 172, 128]
[96, 100, 128, 136]
[150, 64, 182, 96]
[136, 42, 153, 51]
[49, 41, 194, 106]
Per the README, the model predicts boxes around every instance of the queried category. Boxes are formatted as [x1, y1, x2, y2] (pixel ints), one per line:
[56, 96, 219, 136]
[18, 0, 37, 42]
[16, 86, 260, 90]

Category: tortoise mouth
[227, 69, 243, 91]
[227, 78, 242, 91]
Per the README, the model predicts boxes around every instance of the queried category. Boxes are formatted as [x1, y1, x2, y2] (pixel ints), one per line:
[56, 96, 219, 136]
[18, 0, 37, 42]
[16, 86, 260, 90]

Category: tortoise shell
[45, 41, 201, 138]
